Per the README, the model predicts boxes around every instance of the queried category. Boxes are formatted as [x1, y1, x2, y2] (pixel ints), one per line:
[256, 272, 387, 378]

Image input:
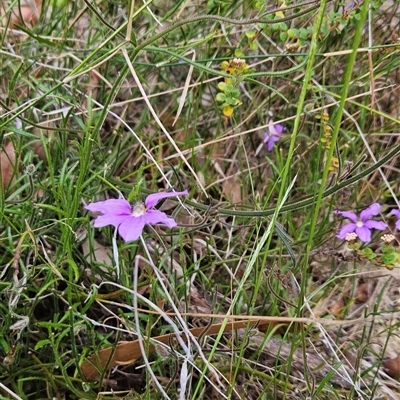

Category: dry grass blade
[173, 50, 195, 127]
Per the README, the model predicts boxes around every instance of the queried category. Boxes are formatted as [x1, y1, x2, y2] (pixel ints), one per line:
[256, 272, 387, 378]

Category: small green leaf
[279, 22, 288, 32]
[35, 339, 52, 350]
[299, 28, 308, 39]
[272, 23, 280, 32]
[249, 42, 258, 51]
[362, 247, 376, 260]
[245, 30, 256, 38]
[234, 48, 245, 58]
[229, 87, 240, 97]
[216, 93, 226, 102]
[218, 82, 228, 92]
[287, 28, 297, 39]
[382, 253, 396, 265]
[225, 97, 237, 105]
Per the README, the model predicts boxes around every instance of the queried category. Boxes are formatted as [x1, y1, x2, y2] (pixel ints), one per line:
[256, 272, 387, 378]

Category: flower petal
[263, 133, 279, 151]
[273, 123, 284, 134]
[265, 138, 274, 151]
[145, 190, 188, 209]
[336, 223, 357, 239]
[363, 220, 387, 231]
[267, 121, 283, 136]
[92, 214, 129, 228]
[334, 210, 358, 222]
[118, 216, 146, 242]
[85, 199, 131, 216]
[144, 209, 177, 228]
[85, 199, 132, 228]
[360, 203, 381, 220]
[355, 226, 372, 242]
[390, 209, 400, 219]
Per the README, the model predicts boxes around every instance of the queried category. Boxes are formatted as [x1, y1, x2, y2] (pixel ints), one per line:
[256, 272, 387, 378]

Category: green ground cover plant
[1, 0, 400, 399]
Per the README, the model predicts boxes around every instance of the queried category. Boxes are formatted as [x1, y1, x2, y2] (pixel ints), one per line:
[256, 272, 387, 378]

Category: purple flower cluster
[85, 190, 188, 242]
[335, 203, 400, 243]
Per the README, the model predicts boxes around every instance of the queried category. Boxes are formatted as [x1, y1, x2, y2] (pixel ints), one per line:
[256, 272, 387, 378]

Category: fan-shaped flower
[85, 190, 188, 242]
[334, 203, 387, 242]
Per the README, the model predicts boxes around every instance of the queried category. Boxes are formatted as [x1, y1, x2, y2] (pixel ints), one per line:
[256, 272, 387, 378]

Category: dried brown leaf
[222, 176, 242, 204]
[383, 354, 400, 379]
[328, 297, 345, 317]
[0, 141, 16, 190]
[354, 282, 371, 303]
[1, 0, 42, 28]
[82, 238, 113, 266]
[81, 319, 272, 381]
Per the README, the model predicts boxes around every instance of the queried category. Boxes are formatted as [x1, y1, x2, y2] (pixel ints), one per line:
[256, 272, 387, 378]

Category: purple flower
[390, 209, 400, 230]
[345, 1, 362, 11]
[85, 190, 188, 242]
[334, 203, 387, 242]
[263, 121, 284, 151]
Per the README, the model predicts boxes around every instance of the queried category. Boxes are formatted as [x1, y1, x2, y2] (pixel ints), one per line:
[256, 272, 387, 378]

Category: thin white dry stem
[0, 383, 24, 400]
[82, 313, 135, 335]
[142, 0, 163, 27]
[125, 0, 135, 40]
[122, 47, 209, 198]
[112, 228, 120, 279]
[238, 133, 255, 195]
[173, 49, 195, 126]
[368, 4, 376, 110]
[323, 45, 398, 57]
[179, 358, 189, 400]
